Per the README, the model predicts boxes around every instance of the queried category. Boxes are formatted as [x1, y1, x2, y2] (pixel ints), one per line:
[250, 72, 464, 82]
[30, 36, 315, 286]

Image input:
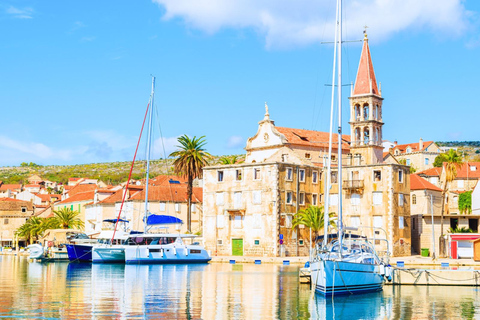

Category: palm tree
[169, 135, 213, 232]
[15, 217, 47, 245]
[440, 149, 463, 238]
[292, 205, 336, 249]
[219, 155, 243, 165]
[51, 207, 85, 230]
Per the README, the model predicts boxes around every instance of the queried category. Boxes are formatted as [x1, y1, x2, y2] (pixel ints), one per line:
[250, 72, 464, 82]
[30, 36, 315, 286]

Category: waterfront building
[386, 140, 441, 172]
[0, 198, 35, 247]
[203, 34, 411, 257]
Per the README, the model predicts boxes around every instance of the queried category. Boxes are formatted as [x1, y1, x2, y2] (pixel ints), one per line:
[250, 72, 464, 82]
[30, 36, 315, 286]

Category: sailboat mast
[144, 76, 155, 233]
[337, 0, 344, 256]
[322, 0, 340, 250]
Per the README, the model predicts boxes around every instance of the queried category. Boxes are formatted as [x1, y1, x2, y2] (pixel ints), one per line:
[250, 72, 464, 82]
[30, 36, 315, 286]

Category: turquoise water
[0, 255, 478, 319]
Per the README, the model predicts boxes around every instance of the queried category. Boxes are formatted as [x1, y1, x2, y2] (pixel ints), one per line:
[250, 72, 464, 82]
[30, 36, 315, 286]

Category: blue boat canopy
[145, 214, 183, 225]
[103, 218, 129, 223]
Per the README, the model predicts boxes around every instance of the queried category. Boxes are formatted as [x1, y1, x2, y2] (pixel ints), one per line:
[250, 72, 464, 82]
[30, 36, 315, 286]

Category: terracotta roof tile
[453, 162, 480, 179]
[411, 174, 442, 192]
[353, 37, 379, 96]
[151, 175, 188, 186]
[394, 141, 435, 153]
[275, 127, 350, 150]
[417, 167, 442, 177]
[0, 184, 22, 191]
[66, 184, 97, 196]
[130, 185, 203, 203]
[57, 191, 95, 204]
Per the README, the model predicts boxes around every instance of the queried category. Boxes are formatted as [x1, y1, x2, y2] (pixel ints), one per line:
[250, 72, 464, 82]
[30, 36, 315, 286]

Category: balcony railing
[343, 180, 364, 189]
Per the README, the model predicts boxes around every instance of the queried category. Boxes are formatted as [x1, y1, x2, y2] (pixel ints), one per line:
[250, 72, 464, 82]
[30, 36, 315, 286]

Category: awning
[145, 214, 183, 226]
[103, 219, 129, 223]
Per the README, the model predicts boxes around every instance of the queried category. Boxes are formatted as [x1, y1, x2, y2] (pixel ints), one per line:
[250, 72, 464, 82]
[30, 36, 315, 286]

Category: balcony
[343, 180, 364, 190]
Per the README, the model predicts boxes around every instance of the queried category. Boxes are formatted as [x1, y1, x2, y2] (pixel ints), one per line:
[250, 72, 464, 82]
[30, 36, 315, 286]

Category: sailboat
[309, 0, 391, 296]
[93, 77, 211, 264]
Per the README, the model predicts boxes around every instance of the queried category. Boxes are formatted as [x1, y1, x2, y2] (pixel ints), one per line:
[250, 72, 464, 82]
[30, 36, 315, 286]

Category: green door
[232, 239, 243, 256]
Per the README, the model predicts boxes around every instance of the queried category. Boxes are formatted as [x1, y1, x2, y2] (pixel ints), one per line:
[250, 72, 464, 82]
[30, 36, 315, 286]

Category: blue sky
[1, 0, 479, 166]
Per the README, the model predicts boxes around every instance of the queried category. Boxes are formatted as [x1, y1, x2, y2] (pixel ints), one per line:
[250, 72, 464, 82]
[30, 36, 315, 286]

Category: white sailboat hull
[92, 246, 126, 263]
[310, 260, 383, 296]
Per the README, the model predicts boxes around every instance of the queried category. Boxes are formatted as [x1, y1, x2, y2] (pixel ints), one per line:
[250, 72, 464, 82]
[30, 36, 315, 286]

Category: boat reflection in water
[309, 290, 392, 319]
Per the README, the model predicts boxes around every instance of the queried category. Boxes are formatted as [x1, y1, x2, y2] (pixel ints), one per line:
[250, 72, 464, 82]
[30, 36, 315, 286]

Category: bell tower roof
[352, 33, 380, 96]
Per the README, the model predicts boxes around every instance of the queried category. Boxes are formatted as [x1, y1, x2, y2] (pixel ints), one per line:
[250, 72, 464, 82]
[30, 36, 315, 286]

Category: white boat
[27, 229, 86, 261]
[309, 0, 391, 297]
[124, 233, 211, 264]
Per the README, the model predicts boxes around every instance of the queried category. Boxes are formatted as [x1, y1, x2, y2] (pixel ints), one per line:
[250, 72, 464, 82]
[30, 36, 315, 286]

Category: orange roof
[453, 162, 480, 179]
[417, 167, 442, 177]
[0, 184, 22, 191]
[36, 194, 62, 202]
[66, 184, 97, 196]
[275, 127, 350, 150]
[411, 174, 442, 192]
[24, 184, 41, 188]
[130, 185, 203, 203]
[0, 198, 26, 202]
[151, 175, 188, 186]
[394, 141, 434, 154]
[353, 36, 379, 96]
[57, 191, 95, 204]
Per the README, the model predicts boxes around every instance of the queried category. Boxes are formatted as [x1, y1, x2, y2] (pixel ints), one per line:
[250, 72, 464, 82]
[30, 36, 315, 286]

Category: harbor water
[0, 255, 479, 319]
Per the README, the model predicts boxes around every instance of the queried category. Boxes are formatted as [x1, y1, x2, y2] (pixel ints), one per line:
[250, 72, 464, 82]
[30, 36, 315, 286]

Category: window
[286, 191, 293, 205]
[406, 159, 411, 166]
[4, 218, 9, 225]
[399, 216, 404, 229]
[425, 158, 429, 165]
[218, 171, 224, 182]
[253, 214, 261, 229]
[216, 192, 224, 205]
[398, 170, 404, 183]
[351, 216, 360, 228]
[299, 192, 305, 205]
[299, 169, 305, 182]
[305, 153, 311, 159]
[175, 203, 181, 212]
[286, 215, 293, 228]
[236, 169, 242, 181]
[312, 171, 318, 184]
[191, 203, 196, 213]
[471, 166, 477, 172]
[312, 194, 318, 206]
[234, 192, 242, 209]
[329, 194, 338, 206]
[254, 168, 261, 180]
[406, 147, 412, 153]
[373, 192, 383, 206]
[458, 180, 464, 188]
[22, 207, 27, 213]
[351, 193, 360, 206]
[331, 172, 338, 184]
[217, 239, 223, 245]
[412, 194, 417, 205]
[254, 239, 260, 246]
[331, 155, 336, 162]
[286, 168, 293, 181]
[395, 149, 400, 155]
[399, 194, 404, 207]
[282, 154, 288, 162]
[233, 215, 243, 229]
[373, 170, 382, 182]
[373, 216, 383, 229]
[159, 202, 166, 211]
[299, 239, 304, 246]
[253, 190, 262, 204]
[216, 215, 225, 228]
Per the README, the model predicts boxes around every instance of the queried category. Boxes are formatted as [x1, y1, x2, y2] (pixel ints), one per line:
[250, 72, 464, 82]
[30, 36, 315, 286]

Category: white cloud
[152, 136, 180, 159]
[226, 135, 244, 149]
[0, 135, 73, 165]
[6, 6, 34, 19]
[152, 0, 470, 47]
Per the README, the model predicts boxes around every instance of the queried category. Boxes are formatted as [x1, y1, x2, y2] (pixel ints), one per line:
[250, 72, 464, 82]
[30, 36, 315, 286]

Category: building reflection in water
[1, 256, 480, 319]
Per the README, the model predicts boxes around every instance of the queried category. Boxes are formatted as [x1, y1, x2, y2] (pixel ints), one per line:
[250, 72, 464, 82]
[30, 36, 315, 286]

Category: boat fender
[185, 246, 188, 256]
[48, 241, 53, 248]
[379, 264, 385, 276]
[385, 265, 393, 282]
[173, 247, 177, 255]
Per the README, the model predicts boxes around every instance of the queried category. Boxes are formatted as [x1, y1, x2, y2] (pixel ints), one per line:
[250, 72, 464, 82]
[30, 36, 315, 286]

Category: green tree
[15, 217, 52, 245]
[459, 191, 472, 215]
[51, 207, 84, 229]
[433, 153, 448, 167]
[440, 149, 464, 237]
[169, 135, 213, 232]
[292, 205, 336, 247]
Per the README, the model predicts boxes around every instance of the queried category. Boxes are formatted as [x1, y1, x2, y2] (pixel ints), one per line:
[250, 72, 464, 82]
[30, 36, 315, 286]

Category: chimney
[419, 138, 424, 151]
[394, 141, 398, 145]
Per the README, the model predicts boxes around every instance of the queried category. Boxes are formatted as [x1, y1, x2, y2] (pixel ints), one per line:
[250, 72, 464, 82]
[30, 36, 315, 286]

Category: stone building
[203, 34, 411, 257]
[388, 140, 441, 172]
[0, 198, 35, 247]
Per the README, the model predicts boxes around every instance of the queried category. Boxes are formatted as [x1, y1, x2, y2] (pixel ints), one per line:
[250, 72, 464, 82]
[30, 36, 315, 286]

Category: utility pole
[430, 192, 436, 260]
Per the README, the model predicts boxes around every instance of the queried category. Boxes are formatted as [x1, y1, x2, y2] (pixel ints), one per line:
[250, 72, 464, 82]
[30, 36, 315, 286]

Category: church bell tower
[349, 32, 384, 165]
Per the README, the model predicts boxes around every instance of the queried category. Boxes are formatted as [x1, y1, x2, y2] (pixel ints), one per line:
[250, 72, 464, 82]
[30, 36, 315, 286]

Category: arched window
[406, 147, 412, 153]
[355, 127, 361, 145]
[355, 105, 361, 121]
[363, 104, 369, 120]
[363, 127, 370, 144]
[412, 194, 417, 205]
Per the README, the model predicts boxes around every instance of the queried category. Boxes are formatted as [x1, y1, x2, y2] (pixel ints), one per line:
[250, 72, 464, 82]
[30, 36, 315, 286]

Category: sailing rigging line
[111, 100, 151, 242]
